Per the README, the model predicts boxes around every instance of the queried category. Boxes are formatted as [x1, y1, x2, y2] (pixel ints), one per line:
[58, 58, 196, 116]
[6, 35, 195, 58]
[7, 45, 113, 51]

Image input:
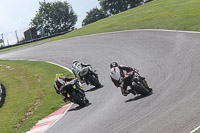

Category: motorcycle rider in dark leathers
[53, 73, 74, 102]
[110, 62, 151, 96]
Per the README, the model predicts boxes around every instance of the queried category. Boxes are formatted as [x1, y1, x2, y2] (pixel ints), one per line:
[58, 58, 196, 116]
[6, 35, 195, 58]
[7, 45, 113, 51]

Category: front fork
[138, 77, 152, 92]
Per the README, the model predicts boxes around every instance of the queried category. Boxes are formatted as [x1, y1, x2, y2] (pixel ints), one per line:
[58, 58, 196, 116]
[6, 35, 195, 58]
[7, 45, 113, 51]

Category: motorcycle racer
[72, 60, 95, 84]
[53, 73, 74, 102]
[110, 62, 151, 96]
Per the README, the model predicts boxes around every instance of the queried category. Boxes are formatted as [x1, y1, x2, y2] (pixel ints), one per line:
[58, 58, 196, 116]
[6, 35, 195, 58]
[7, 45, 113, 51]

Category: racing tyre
[131, 84, 150, 96]
[70, 91, 87, 107]
[87, 75, 101, 88]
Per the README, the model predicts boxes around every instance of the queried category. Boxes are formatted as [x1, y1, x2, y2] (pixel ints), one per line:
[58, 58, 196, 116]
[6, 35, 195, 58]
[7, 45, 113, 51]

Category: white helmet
[72, 60, 79, 64]
[110, 67, 122, 83]
[72, 60, 79, 68]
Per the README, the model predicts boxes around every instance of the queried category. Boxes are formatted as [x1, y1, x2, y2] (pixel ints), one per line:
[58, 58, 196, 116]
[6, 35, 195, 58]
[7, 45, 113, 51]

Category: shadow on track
[68, 103, 92, 112]
[125, 92, 153, 103]
[85, 85, 104, 92]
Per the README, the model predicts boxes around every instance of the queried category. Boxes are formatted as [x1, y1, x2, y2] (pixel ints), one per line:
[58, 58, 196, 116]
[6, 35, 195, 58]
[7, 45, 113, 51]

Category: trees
[82, 0, 152, 26]
[82, 8, 108, 26]
[99, 0, 145, 16]
[30, 1, 77, 36]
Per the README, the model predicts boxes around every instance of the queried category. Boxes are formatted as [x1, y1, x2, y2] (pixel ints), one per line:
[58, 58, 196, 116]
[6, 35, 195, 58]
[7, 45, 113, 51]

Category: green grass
[195, 129, 200, 133]
[0, 60, 73, 133]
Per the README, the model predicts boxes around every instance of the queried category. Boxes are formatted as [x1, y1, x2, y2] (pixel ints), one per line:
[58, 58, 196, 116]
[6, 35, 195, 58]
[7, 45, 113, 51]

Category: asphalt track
[1, 30, 200, 133]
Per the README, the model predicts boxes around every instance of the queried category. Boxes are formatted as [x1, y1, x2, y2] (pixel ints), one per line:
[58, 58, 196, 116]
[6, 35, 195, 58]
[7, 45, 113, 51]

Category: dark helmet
[110, 62, 118, 68]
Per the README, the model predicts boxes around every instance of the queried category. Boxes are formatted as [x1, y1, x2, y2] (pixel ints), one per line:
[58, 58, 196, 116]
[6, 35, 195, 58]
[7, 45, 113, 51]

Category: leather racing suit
[54, 76, 74, 102]
[110, 65, 136, 96]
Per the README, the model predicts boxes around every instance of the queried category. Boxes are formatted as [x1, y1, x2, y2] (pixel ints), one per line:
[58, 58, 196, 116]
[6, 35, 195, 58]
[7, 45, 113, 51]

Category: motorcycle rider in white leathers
[71, 60, 92, 84]
[110, 62, 150, 96]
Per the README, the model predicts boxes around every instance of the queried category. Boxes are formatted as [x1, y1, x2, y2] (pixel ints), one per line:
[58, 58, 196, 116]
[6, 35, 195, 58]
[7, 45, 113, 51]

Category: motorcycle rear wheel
[70, 91, 87, 107]
[87, 75, 101, 88]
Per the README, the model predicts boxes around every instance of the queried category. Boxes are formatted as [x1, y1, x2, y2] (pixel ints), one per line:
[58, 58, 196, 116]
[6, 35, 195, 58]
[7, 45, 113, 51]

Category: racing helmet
[110, 62, 118, 68]
[56, 73, 64, 78]
[72, 60, 79, 64]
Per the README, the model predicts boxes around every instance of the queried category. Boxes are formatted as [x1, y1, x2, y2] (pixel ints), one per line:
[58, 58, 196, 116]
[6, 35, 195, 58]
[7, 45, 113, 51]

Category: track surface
[1, 30, 200, 133]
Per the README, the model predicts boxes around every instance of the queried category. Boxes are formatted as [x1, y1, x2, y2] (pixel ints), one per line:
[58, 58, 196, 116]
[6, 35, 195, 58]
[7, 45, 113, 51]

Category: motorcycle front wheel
[87, 75, 101, 88]
[131, 84, 150, 96]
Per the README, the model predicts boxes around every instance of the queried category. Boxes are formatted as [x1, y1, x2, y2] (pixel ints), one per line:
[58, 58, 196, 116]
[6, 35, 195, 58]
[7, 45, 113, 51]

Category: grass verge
[0, 60, 73, 133]
[195, 129, 200, 133]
